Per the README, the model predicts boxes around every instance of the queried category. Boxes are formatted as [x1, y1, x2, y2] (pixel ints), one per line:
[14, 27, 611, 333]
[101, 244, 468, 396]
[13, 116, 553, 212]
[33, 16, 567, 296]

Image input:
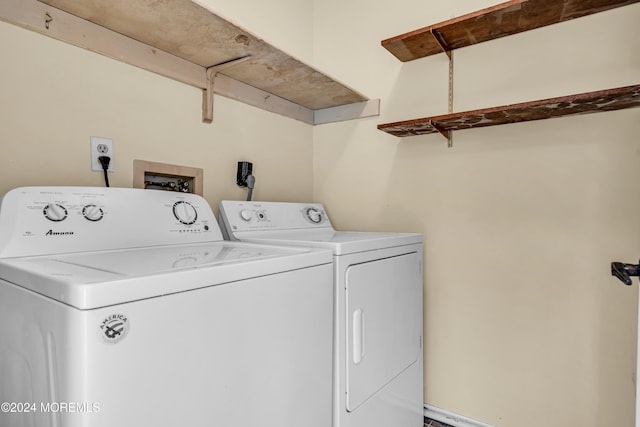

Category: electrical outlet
[90, 136, 114, 172]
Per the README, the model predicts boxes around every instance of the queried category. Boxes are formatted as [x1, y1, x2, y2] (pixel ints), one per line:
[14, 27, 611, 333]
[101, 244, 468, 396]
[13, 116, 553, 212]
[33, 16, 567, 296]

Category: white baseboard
[424, 403, 496, 427]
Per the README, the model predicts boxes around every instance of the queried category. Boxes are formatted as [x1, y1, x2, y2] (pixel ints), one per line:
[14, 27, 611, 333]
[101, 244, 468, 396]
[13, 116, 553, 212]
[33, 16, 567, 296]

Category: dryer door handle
[352, 308, 365, 365]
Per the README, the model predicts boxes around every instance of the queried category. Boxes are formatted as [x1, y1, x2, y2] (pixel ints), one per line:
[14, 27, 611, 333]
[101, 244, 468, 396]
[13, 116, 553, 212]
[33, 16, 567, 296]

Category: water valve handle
[611, 261, 640, 286]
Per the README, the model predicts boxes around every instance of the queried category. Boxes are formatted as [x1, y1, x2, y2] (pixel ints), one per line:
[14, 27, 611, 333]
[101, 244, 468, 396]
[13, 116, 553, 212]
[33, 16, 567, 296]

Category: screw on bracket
[45, 12, 52, 30]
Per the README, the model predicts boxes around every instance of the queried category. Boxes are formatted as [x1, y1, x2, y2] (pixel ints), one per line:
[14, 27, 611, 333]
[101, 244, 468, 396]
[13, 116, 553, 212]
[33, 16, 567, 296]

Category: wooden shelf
[0, 0, 379, 124]
[382, 0, 640, 62]
[379, 0, 640, 141]
[377, 85, 640, 138]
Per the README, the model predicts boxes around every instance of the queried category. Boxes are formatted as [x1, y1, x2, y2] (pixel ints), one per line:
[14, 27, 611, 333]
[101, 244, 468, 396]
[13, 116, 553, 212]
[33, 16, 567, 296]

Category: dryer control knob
[305, 207, 323, 224]
[240, 209, 253, 221]
[173, 201, 198, 225]
[43, 203, 68, 222]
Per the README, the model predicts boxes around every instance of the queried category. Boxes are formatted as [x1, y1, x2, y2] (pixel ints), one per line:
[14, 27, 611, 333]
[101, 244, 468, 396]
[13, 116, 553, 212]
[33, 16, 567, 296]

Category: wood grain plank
[0, 0, 321, 123]
[377, 85, 640, 137]
[382, 0, 640, 62]
[0, 0, 206, 88]
[38, 0, 368, 110]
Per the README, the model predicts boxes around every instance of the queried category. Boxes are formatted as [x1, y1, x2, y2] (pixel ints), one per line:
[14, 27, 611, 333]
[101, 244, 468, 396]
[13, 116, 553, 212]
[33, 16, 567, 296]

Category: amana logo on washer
[99, 314, 130, 344]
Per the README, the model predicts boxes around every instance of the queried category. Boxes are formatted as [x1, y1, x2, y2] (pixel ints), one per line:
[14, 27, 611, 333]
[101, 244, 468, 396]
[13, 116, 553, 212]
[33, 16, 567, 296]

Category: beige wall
[313, 1, 640, 426]
[2, 1, 640, 426]
[0, 13, 314, 208]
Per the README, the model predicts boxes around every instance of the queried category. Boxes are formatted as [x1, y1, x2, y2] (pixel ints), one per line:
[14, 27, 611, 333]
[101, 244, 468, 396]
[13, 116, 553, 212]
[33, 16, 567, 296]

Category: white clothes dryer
[0, 187, 334, 427]
[219, 201, 424, 427]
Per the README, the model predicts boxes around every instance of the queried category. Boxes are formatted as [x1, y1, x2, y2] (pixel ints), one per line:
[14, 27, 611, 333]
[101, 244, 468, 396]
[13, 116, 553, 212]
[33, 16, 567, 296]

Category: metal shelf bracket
[431, 30, 454, 147]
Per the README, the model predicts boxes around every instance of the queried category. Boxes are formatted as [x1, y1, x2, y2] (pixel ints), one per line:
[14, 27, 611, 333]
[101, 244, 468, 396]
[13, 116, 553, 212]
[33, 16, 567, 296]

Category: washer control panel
[219, 201, 333, 236]
[0, 187, 222, 257]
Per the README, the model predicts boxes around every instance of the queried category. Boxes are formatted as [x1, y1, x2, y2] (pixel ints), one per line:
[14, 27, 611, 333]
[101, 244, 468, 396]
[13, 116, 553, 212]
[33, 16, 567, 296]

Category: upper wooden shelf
[1, 0, 378, 124]
[378, 85, 640, 138]
[39, 0, 367, 110]
[382, 0, 640, 62]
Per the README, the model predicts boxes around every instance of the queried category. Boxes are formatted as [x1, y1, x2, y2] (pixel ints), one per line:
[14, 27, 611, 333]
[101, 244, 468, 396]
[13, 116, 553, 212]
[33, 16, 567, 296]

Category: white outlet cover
[90, 136, 114, 172]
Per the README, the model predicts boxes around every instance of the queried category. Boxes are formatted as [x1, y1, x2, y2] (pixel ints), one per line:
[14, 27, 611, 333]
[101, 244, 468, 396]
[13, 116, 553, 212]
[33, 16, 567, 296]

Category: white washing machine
[0, 187, 334, 427]
[218, 201, 424, 427]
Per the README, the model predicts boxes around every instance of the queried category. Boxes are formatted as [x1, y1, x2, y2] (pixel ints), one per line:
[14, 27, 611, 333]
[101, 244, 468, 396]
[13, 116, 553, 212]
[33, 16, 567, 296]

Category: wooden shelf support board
[377, 85, 640, 138]
[203, 55, 252, 124]
[0, 0, 379, 125]
[382, 0, 640, 62]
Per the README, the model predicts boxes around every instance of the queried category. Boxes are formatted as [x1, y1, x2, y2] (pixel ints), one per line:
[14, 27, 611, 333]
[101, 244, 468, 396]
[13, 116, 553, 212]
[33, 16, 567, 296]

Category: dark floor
[425, 418, 455, 427]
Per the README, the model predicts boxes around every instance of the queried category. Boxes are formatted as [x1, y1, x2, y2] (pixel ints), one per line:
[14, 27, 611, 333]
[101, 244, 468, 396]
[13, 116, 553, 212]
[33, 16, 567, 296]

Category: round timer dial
[82, 204, 104, 222]
[305, 207, 324, 224]
[43, 203, 68, 222]
[173, 201, 198, 225]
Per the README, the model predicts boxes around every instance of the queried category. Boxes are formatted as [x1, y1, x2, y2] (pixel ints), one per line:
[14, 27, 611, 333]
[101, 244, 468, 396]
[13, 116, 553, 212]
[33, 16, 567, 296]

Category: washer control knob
[306, 207, 323, 224]
[239, 209, 253, 221]
[43, 203, 68, 222]
[82, 204, 104, 222]
[173, 201, 198, 225]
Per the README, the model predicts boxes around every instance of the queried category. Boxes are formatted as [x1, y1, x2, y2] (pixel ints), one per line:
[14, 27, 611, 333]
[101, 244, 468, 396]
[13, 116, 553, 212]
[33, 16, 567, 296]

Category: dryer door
[345, 252, 422, 412]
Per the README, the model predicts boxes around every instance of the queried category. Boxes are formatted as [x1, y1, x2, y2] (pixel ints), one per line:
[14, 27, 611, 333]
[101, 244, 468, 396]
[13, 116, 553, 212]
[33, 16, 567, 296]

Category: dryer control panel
[0, 187, 222, 257]
[219, 201, 333, 237]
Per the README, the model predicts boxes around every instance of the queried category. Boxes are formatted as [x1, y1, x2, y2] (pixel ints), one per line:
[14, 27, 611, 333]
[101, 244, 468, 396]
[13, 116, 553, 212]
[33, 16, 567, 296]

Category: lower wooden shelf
[378, 85, 640, 138]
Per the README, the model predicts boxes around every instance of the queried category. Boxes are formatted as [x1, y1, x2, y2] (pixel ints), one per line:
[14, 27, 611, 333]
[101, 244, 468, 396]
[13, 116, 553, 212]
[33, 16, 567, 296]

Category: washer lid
[232, 230, 423, 255]
[0, 241, 332, 309]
